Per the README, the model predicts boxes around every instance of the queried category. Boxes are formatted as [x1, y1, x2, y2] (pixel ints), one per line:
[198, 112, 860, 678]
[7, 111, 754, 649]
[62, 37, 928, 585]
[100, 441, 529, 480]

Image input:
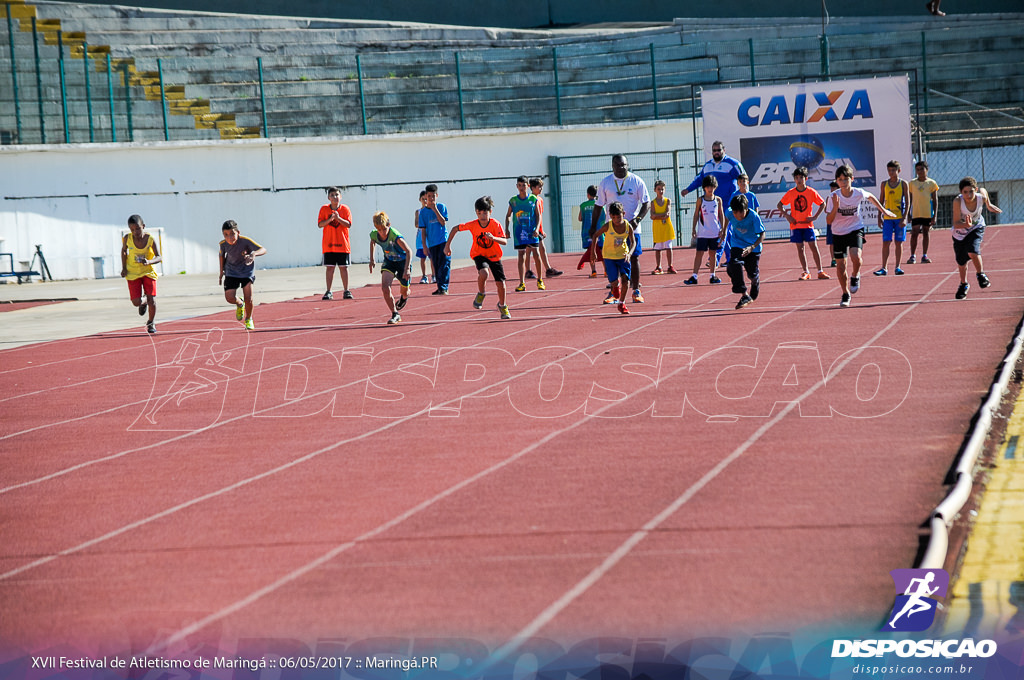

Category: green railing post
[552, 47, 562, 126]
[921, 31, 929, 114]
[356, 54, 367, 135]
[650, 43, 659, 120]
[57, 31, 69, 143]
[257, 57, 268, 138]
[31, 16, 45, 144]
[748, 38, 756, 86]
[820, 34, 830, 79]
[455, 51, 465, 131]
[106, 53, 116, 142]
[122, 62, 134, 142]
[83, 39, 94, 142]
[6, 4, 23, 143]
[157, 58, 168, 141]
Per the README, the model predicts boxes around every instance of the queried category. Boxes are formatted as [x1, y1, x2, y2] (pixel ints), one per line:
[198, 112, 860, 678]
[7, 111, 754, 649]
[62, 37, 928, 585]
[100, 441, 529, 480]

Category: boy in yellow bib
[591, 202, 635, 315]
[120, 214, 162, 334]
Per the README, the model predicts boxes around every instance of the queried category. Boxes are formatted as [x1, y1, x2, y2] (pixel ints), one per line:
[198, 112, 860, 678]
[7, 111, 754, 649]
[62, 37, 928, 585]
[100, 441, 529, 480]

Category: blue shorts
[604, 258, 631, 283]
[415, 247, 426, 259]
[633, 239, 643, 258]
[882, 219, 907, 242]
[694, 237, 718, 252]
[789, 227, 817, 243]
[825, 224, 833, 245]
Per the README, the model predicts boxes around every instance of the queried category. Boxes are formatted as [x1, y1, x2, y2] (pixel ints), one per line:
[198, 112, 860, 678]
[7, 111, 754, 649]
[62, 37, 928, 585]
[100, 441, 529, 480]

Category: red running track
[1, 226, 1022, 658]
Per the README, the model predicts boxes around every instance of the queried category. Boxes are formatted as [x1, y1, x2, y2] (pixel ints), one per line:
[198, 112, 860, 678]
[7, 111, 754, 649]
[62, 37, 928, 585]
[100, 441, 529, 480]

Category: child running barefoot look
[592, 202, 635, 315]
[952, 176, 1002, 300]
[685, 175, 726, 285]
[369, 211, 412, 325]
[120, 214, 162, 334]
[446, 196, 511, 320]
[219, 220, 266, 330]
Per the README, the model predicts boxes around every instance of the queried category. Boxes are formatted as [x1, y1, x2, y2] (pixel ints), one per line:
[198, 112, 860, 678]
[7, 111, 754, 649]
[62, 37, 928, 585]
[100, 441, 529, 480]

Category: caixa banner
[701, 77, 912, 230]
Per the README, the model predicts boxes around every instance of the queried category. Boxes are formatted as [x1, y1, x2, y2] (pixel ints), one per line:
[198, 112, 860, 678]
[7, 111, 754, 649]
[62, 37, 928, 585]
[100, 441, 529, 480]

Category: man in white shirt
[591, 154, 651, 303]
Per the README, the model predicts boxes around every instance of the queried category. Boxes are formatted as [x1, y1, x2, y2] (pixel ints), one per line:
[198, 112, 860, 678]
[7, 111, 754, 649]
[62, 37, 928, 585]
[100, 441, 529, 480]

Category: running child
[576, 185, 604, 277]
[826, 166, 897, 307]
[725, 194, 766, 310]
[907, 160, 939, 264]
[505, 176, 544, 292]
[591, 202, 635, 314]
[219, 220, 266, 330]
[777, 166, 829, 281]
[120, 214, 162, 334]
[685, 175, 726, 285]
[369, 211, 412, 325]
[650, 179, 676, 274]
[318, 186, 353, 300]
[952, 176, 1001, 300]
[446, 195, 511, 320]
[874, 160, 910, 276]
[414, 190, 433, 284]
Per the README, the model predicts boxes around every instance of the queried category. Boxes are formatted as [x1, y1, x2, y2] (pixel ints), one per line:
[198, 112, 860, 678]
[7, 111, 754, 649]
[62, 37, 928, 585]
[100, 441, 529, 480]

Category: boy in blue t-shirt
[418, 183, 450, 295]
[725, 194, 766, 310]
[504, 175, 543, 292]
[576, 184, 605, 277]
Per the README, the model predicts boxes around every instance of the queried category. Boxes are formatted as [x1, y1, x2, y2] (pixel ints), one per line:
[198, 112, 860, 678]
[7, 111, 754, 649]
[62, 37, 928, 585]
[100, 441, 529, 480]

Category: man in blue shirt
[418, 183, 450, 295]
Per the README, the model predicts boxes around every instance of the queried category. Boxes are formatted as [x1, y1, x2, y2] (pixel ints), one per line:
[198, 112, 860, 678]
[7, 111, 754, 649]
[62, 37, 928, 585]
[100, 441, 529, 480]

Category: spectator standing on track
[219, 220, 266, 330]
[874, 160, 910, 276]
[725, 194, 766, 310]
[120, 214, 162, 334]
[685, 175, 726, 286]
[369, 211, 411, 325]
[952, 176, 1001, 300]
[419, 183, 451, 295]
[576, 184, 604, 277]
[592, 154, 650, 303]
[414, 190, 433, 285]
[446, 195, 512, 320]
[318, 186, 353, 301]
[777, 166, 829, 281]
[681, 141, 745, 267]
[826, 165, 897, 308]
[650, 180, 677, 275]
[506, 176, 544, 292]
[907, 160, 940, 265]
[592, 201, 635, 315]
[527, 177, 562, 280]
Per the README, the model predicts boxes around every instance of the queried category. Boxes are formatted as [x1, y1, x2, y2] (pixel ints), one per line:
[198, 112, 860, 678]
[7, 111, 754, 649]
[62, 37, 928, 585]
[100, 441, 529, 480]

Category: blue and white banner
[702, 77, 912, 229]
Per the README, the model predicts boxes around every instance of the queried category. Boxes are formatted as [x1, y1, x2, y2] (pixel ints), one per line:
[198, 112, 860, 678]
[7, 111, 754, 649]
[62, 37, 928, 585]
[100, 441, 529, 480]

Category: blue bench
[0, 253, 41, 284]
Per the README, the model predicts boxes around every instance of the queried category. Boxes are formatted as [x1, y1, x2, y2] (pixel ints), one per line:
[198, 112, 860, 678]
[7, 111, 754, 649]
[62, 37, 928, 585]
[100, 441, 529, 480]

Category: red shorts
[127, 277, 157, 299]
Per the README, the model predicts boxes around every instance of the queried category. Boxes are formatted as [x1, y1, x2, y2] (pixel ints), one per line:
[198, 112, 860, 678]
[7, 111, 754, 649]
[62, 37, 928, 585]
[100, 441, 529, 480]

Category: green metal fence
[5, 12, 1014, 146]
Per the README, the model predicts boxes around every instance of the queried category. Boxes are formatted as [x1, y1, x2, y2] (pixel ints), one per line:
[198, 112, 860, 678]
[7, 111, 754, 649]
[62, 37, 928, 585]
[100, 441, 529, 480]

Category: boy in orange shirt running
[446, 196, 512, 320]
[777, 167, 829, 281]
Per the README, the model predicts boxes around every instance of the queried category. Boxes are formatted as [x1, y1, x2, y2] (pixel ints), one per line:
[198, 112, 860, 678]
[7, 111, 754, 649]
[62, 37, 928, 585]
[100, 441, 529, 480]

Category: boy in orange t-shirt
[777, 167, 829, 281]
[445, 195, 511, 320]
[318, 186, 353, 300]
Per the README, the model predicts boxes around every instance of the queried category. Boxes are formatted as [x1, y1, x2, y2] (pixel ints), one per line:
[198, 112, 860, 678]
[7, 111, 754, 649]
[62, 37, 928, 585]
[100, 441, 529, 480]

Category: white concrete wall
[0, 119, 695, 280]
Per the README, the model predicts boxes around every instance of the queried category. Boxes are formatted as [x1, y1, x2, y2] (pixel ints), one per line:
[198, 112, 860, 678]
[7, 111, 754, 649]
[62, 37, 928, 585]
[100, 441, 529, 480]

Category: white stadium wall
[0, 120, 695, 280]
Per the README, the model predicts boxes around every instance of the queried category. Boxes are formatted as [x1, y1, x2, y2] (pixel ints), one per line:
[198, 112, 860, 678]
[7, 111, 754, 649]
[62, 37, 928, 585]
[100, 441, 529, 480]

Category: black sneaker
[342, 290, 353, 300]
[709, 276, 722, 284]
[849, 276, 860, 294]
[546, 268, 563, 277]
[735, 294, 753, 309]
[684, 275, 698, 285]
[138, 300, 148, 316]
[395, 296, 408, 310]
[525, 270, 536, 279]
[322, 291, 333, 301]
[978, 272, 991, 288]
[840, 293, 851, 308]
[146, 320, 156, 333]
[955, 282, 969, 300]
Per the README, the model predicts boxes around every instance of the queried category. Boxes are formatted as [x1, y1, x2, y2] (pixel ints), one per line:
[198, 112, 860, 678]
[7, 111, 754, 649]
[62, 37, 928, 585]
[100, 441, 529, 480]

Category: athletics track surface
[1, 226, 1022, 661]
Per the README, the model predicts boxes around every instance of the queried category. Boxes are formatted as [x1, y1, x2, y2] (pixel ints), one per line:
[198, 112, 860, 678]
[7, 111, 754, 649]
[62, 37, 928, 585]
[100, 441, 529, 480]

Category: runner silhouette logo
[884, 569, 949, 632]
